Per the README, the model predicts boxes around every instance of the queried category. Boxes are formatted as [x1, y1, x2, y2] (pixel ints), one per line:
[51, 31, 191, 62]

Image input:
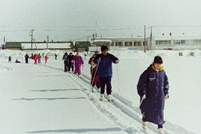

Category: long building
[5, 41, 73, 50]
[93, 34, 201, 50]
[153, 34, 201, 50]
[92, 37, 147, 50]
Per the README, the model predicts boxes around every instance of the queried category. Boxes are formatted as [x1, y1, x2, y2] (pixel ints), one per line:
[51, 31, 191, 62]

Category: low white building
[92, 37, 146, 51]
[153, 35, 201, 50]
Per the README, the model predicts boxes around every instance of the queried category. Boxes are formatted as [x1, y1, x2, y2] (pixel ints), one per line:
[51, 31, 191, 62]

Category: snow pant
[99, 77, 112, 95]
[64, 61, 68, 72]
[68, 63, 74, 72]
[38, 59, 41, 63]
[74, 65, 81, 75]
[25, 59, 28, 63]
[91, 68, 100, 88]
[91, 81, 100, 89]
[34, 60, 37, 64]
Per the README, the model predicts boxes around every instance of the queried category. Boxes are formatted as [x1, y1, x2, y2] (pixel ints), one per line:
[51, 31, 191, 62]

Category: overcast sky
[1, 0, 201, 42]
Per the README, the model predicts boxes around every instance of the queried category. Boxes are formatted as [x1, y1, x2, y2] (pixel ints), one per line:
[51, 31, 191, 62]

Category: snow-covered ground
[0, 49, 200, 134]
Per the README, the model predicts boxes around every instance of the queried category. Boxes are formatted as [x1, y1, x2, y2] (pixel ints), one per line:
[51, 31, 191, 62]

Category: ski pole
[117, 64, 120, 91]
[91, 62, 100, 88]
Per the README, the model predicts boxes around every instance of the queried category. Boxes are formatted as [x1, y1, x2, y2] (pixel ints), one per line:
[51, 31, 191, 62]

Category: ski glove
[165, 94, 169, 100]
[142, 94, 146, 100]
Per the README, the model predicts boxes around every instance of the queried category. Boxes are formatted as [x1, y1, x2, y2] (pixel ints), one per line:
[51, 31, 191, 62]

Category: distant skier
[88, 51, 101, 92]
[67, 52, 74, 73]
[15, 59, 21, 63]
[84, 51, 87, 60]
[38, 53, 42, 64]
[137, 56, 169, 134]
[45, 54, 49, 64]
[55, 53, 57, 60]
[25, 53, 29, 63]
[94, 46, 119, 101]
[72, 53, 84, 77]
[30, 54, 34, 59]
[62, 52, 68, 72]
[34, 55, 38, 64]
[42, 53, 45, 59]
[8, 56, 11, 62]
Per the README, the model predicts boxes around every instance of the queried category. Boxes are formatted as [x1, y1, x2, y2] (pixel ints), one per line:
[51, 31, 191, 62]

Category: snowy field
[0, 49, 200, 134]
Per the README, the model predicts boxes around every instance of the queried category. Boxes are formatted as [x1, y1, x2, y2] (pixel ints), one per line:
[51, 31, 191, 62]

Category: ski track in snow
[0, 64, 13, 71]
[40, 63, 194, 134]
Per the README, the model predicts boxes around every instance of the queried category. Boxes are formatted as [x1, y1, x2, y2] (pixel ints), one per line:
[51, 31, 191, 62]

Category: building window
[115, 42, 123, 46]
[181, 40, 185, 44]
[134, 42, 138, 46]
[156, 40, 171, 45]
[138, 42, 142, 46]
[125, 42, 132, 46]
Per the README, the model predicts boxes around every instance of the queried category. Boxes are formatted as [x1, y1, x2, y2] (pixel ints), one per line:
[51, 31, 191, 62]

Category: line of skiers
[30, 53, 49, 64]
[62, 52, 84, 77]
[8, 53, 49, 64]
[87, 46, 169, 134]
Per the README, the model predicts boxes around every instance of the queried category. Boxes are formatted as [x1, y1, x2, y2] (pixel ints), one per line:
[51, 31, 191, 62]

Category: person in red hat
[88, 51, 101, 92]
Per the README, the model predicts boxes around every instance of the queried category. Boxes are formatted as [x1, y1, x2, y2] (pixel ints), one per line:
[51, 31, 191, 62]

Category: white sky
[1, 0, 201, 42]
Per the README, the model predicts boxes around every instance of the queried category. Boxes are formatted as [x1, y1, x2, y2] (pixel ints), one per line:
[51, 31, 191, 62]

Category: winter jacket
[94, 53, 119, 78]
[137, 64, 169, 125]
[67, 55, 74, 65]
[72, 55, 84, 68]
[62, 55, 68, 61]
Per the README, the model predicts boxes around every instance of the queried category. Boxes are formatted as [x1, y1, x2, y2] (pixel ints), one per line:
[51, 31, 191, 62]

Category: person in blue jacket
[94, 46, 119, 101]
[137, 56, 169, 134]
[62, 52, 68, 72]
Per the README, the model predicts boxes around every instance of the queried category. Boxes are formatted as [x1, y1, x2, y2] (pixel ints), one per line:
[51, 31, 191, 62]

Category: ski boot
[100, 94, 104, 101]
[107, 94, 112, 102]
[141, 121, 147, 133]
[158, 128, 164, 134]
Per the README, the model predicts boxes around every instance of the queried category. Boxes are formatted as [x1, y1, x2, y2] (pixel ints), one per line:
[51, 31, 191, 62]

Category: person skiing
[25, 53, 29, 63]
[15, 59, 21, 63]
[67, 52, 74, 73]
[34, 55, 38, 64]
[42, 53, 45, 59]
[62, 52, 68, 72]
[30, 54, 34, 59]
[55, 53, 57, 60]
[84, 51, 87, 60]
[137, 56, 169, 134]
[45, 54, 49, 64]
[72, 52, 84, 77]
[38, 53, 42, 64]
[94, 46, 119, 101]
[88, 51, 101, 92]
[8, 56, 11, 62]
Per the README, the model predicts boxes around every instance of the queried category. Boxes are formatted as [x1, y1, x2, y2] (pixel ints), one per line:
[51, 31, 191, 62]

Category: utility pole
[150, 26, 153, 50]
[30, 29, 35, 50]
[144, 25, 146, 53]
[47, 36, 49, 49]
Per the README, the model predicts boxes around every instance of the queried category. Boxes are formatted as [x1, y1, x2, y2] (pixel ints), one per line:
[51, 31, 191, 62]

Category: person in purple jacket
[72, 53, 84, 77]
[38, 53, 42, 64]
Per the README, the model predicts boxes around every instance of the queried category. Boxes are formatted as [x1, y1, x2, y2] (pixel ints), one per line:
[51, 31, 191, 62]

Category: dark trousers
[64, 61, 68, 72]
[99, 77, 112, 95]
[68, 64, 74, 72]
